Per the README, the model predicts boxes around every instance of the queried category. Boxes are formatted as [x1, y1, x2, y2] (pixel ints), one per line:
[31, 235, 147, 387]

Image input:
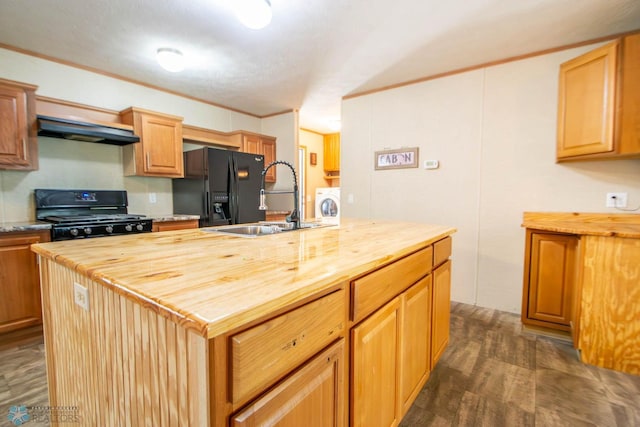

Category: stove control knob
[105, 225, 114, 234]
[84, 228, 92, 235]
[136, 223, 144, 231]
[125, 224, 133, 232]
[69, 228, 79, 237]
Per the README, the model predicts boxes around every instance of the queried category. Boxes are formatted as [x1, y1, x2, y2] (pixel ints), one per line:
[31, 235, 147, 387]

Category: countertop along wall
[341, 41, 640, 314]
[0, 47, 264, 222]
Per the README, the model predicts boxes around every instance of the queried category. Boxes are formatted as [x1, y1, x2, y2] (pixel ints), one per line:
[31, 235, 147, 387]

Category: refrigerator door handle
[229, 157, 236, 224]
[204, 191, 210, 220]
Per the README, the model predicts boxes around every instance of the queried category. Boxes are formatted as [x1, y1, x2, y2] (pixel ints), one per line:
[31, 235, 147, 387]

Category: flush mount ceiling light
[156, 48, 185, 72]
[234, 0, 272, 30]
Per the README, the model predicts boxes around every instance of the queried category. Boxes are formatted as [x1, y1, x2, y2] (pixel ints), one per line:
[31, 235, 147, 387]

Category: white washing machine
[315, 187, 340, 224]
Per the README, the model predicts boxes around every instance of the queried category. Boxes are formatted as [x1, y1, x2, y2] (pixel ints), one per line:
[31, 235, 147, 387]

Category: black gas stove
[35, 189, 152, 241]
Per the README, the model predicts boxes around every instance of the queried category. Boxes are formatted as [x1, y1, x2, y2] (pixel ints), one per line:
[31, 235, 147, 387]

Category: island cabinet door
[400, 275, 432, 416]
[231, 339, 345, 427]
[351, 296, 401, 427]
[431, 259, 451, 368]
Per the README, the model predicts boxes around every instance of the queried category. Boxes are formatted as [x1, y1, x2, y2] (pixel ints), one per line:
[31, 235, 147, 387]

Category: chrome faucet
[259, 160, 300, 230]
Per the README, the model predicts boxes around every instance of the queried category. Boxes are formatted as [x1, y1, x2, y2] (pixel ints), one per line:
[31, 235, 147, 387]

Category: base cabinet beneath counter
[0, 230, 50, 341]
[232, 340, 345, 427]
[521, 212, 640, 375]
[521, 230, 578, 332]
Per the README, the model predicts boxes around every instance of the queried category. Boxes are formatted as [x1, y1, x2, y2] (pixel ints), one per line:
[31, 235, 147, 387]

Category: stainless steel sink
[203, 221, 332, 237]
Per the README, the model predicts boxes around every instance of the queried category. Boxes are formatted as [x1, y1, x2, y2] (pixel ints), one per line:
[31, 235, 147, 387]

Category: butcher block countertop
[522, 212, 640, 238]
[32, 218, 455, 338]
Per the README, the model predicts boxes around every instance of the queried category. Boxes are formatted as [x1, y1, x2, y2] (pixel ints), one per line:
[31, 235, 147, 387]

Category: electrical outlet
[606, 192, 628, 208]
[149, 192, 157, 204]
[74, 282, 89, 311]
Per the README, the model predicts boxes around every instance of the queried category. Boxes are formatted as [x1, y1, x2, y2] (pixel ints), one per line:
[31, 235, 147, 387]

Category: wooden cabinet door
[139, 113, 183, 176]
[121, 108, 183, 177]
[431, 259, 451, 368]
[525, 232, 577, 328]
[261, 138, 276, 182]
[323, 133, 340, 172]
[0, 231, 50, 334]
[232, 340, 344, 427]
[351, 297, 400, 427]
[242, 134, 276, 182]
[400, 275, 431, 416]
[242, 134, 261, 154]
[557, 41, 618, 158]
[0, 79, 38, 170]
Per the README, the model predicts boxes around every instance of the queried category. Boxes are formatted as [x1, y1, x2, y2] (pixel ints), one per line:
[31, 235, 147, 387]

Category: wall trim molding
[343, 28, 640, 101]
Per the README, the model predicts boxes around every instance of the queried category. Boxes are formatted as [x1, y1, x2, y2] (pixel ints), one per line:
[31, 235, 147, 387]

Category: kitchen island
[32, 218, 455, 426]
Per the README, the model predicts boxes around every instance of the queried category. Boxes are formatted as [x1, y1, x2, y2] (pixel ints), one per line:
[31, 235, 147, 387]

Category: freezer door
[231, 151, 265, 224]
[172, 148, 208, 224]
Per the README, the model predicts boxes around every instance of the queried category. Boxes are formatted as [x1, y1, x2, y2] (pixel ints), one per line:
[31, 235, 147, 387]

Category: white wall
[300, 129, 326, 219]
[261, 111, 299, 211]
[341, 42, 640, 314]
[0, 48, 275, 222]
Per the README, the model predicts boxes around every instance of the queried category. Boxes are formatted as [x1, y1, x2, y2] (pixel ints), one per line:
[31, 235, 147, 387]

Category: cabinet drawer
[230, 290, 345, 405]
[352, 246, 432, 323]
[433, 237, 452, 267]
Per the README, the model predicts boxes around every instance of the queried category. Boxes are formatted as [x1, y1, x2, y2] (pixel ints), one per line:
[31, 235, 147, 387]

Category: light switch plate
[74, 282, 89, 311]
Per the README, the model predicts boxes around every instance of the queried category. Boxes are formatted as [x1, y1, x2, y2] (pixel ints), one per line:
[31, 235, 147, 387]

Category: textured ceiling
[1, 0, 639, 133]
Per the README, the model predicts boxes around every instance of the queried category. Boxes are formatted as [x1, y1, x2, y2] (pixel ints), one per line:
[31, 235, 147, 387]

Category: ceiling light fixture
[234, 0, 272, 30]
[156, 48, 185, 72]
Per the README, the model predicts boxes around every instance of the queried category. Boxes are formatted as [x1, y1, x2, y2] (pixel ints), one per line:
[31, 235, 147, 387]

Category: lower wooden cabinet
[0, 230, 50, 335]
[401, 276, 432, 415]
[431, 259, 451, 367]
[352, 296, 401, 427]
[522, 230, 578, 331]
[351, 275, 433, 427]
[232, 339, 344, 427]
[151, 219, 199, 232]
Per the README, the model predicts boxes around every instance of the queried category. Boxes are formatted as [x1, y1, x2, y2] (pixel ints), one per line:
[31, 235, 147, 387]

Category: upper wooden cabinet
[120, 107, 184, 177]
[323, 133, 340, 172]
[0, 78, 38, 170]
[557, 34, 640, 161]
[240, 133, 276, 182]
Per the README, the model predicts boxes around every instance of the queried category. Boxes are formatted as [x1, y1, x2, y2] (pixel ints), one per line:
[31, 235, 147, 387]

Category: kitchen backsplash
[0, 136, 173, 222]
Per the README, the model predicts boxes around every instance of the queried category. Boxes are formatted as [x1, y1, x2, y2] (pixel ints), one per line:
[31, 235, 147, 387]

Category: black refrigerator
[172, 147, 266, 227]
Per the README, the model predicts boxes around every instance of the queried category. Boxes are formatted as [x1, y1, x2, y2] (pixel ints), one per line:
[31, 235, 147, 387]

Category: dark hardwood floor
[400, 302, 640, 426]
[1, 302, 638, 426]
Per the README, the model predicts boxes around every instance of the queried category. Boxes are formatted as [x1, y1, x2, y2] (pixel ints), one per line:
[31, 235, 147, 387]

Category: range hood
[37, 115, 140, 146]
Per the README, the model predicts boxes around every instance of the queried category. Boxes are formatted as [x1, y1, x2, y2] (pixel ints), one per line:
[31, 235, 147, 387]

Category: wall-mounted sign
[374, 147, 419, 170]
